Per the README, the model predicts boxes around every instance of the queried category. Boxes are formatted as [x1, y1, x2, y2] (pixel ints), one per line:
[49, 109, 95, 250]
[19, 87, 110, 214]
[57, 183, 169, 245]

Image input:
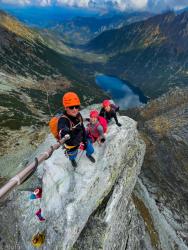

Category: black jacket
[58, 112, 86, 147]
[99, 106, 119, 124]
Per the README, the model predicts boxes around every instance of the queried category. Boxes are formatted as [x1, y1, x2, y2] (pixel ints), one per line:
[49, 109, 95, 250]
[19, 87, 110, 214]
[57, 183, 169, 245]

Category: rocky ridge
[0, 108, 145, 250]
[126, 87, 188, 249]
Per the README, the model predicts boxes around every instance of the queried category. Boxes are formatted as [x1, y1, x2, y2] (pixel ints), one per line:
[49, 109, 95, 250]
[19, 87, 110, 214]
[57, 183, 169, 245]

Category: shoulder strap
[60, 115, 74, 130]
[60, 113, 83, 130]
[94, 121, 101, 130]
[78, 113, 83, 123]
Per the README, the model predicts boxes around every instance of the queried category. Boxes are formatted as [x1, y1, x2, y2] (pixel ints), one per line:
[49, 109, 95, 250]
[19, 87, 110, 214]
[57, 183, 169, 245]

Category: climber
[58, 92, 95, 168]
[87, 110, 107, 144]
[32, 232, 45, 248]
[99, 100, 122, 127]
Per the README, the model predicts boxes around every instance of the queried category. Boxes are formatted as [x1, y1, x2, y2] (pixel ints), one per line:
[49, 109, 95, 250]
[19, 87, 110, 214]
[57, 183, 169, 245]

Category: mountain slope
[0, 11, 107, 156]
[0, 10, 84, 80]
[0, 10, 106, 111]
[124, 86, 188, 247]
[88, 11, 188, 97]
[51, 11, 152, 45]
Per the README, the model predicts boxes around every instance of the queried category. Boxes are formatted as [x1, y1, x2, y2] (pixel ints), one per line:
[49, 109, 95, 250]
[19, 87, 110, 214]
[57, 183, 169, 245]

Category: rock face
[73, 169, 147, 250]
[127, 87, 188, 249]
[134, 179, 188, 250]
[1, 110, 145, 250]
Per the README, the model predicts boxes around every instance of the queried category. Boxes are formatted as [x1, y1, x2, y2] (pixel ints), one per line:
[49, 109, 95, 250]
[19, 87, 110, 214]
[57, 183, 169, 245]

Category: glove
[117, 123, 122, 127]
[100, 138, 106, 143]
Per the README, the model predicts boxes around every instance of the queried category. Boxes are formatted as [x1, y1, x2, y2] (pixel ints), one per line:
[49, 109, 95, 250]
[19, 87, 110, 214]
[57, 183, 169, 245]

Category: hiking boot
[71, 159, 77, 168]
[86, 154, 95, 163]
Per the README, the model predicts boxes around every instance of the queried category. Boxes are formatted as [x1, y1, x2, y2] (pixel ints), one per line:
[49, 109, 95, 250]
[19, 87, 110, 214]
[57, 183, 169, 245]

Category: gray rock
[130, 87, 188, 249]
[11, 114, 145, 250]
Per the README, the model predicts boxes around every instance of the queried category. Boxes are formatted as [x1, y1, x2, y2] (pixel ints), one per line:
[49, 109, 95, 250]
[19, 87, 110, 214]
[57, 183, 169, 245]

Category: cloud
[108, 0, 148, 11]
[1, 0, 31, 5]
[0, 0, 188, 12]
[0, 0, 52, 6]
[147, 0, 188, 12]
[32, 0, 52, 6]
[39, 0, 51, 6]
[67, 0, 148, 11]
[56, 0, 90, 8]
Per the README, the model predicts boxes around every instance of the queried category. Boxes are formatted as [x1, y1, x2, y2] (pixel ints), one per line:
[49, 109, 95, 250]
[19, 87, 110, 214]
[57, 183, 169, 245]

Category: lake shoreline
[95, 74, 150, 109]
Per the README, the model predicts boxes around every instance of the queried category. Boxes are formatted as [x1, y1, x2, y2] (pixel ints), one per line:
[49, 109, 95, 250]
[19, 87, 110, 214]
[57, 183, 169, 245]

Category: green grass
[0, 111, 40, 129]
[0, 93, 32, 114]
[0, 93, 42, 129]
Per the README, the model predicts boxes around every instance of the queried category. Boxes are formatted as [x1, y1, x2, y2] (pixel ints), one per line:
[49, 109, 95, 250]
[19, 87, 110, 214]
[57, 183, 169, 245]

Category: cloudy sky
[0, 0, 188, 12]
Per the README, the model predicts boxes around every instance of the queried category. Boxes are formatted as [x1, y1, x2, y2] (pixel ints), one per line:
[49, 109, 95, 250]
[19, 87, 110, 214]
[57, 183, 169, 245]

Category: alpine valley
[0, 6, 188, 250]
[88, 11, 188, 98]
[0, 10, 107, 157]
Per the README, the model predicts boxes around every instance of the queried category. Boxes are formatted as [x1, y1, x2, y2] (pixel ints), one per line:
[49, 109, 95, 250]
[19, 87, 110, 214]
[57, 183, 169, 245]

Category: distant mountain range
[51, 11, 152, 45]
[0, 6, 99, 28]
[88, 11, 188, 98]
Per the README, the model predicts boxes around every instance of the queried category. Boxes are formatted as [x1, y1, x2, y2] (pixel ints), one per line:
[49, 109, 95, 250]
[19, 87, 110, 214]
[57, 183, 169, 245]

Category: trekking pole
[0, 135, 70, 201]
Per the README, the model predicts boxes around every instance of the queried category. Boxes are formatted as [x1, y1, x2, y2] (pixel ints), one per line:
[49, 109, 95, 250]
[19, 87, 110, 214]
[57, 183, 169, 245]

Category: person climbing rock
[58, 92, 95, 168]
[87, 110, 107, 144]
[99, 100, 121, 127]
[32, 232, 45, 248]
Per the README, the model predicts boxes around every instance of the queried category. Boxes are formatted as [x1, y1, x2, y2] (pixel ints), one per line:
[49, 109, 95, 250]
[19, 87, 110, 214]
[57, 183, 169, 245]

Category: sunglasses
[68, 105, 80, 110]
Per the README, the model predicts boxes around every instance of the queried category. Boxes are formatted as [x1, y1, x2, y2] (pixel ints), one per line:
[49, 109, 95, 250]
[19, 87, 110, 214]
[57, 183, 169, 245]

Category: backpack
[49, 113, 82, 140]
[49, 114, 65, 140]
[110, 103, 119, 112]
[98, 116, 108, 133]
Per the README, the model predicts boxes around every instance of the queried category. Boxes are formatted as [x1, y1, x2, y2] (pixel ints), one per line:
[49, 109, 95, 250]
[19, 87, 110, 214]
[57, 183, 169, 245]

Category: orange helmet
[62, 92, 80, 107]
[102, 100, 110, 107]
[90, 110, 99, 118]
